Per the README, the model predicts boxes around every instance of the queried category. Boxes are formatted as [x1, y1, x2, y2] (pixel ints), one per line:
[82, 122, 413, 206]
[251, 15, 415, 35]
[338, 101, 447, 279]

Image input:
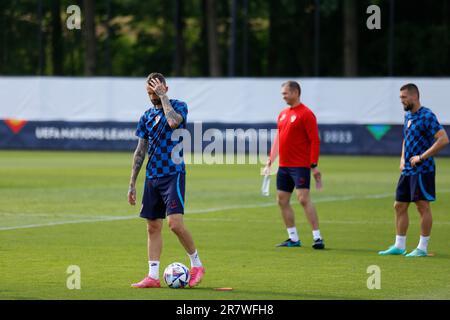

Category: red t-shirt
[276, 103, 320, 168]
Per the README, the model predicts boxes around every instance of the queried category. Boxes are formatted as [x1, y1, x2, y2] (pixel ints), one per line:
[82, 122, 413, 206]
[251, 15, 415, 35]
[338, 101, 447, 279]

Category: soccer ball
[163, 262, 190, 288]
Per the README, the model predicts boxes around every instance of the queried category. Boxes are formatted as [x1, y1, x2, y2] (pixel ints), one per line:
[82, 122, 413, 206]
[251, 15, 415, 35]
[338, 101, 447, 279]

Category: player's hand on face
[146, 83, 153, 95]
[128, 187, 136, 206]
[148, 78, 166, 97]
[409, 155, 422, 167]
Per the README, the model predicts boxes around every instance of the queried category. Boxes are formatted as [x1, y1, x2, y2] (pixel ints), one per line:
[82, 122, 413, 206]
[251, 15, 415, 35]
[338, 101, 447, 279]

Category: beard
[151, 98, 161, 106]
[403, 103, 413, 111]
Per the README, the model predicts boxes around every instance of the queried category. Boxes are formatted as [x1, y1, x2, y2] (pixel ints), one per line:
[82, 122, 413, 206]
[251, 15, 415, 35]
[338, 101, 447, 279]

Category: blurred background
[0, 0, 449, 155]
[1, 0, 449, 77]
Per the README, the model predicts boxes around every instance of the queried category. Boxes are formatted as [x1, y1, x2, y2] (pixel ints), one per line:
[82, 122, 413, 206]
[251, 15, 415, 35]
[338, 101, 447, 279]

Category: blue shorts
[276, 167, 311, 193]
[395, 171, 436, 202]
[140, 172, 185, 220]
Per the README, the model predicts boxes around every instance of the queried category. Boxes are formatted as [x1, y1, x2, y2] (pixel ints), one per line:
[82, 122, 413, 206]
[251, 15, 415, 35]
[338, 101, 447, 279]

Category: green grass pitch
[0, 151, 449, 300]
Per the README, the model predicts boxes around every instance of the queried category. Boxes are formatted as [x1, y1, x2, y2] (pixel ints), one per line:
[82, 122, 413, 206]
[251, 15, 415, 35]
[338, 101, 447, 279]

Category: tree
[343, 0, 358, 76]
[83, 0, 96, 75]
[173, 0, 185, 76]
[51, 0, 63, 75]
[267, 0, 280, 75]
[205, 0, 222, 76]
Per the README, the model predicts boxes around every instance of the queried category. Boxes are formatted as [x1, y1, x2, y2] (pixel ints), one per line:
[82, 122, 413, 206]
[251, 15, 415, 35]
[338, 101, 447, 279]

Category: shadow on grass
[273, 247, 381, 255]
[324, 247, 382, 255]
[329, 247, 450, 260]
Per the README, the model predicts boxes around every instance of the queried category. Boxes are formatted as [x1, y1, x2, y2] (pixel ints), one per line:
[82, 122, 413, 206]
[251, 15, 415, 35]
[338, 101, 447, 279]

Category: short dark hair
[400, 83, 419, 99]
[147, 72, 166, 85]
[282, 81, 301, 96]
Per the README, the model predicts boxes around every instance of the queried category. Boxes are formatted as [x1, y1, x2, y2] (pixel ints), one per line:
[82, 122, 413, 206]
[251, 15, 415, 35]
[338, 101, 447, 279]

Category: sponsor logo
[366, 124, 392, 141]
[4, 119, 27, 134]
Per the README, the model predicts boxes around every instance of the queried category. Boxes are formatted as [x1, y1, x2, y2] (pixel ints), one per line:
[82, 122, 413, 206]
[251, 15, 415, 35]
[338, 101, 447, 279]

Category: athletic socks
[148, 260, 160, 279]
[393, 235, 430, 252]
[394, 235, 406, 250]
[287, 227, 299, 242]
[312, 229, 322, 240]
[417, 235, 430, 252]
[287, 228, 322, 241]
[188, 250, 203, 268]
[148, 252, 202, 278]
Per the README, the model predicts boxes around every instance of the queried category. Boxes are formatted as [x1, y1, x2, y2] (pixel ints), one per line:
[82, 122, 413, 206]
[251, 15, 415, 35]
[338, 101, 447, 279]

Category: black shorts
[276, 167, 311, 193]
[395, 171, 436, 202]
[140, 172, 185, 220]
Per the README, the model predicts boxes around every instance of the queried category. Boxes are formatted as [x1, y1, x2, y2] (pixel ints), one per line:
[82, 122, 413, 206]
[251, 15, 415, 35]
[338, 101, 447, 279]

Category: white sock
[394, 235, 406, 250]
[287, 227, 299, 242]
[148, 261, 160, 279]
[417, 235, 430, 252]
[312, 229, 322, 240]
[188, 250, 202, 268]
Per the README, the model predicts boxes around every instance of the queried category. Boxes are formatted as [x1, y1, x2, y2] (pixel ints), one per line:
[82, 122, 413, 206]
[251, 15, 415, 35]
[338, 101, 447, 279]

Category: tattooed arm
[128, 138, 148, 206]
[148, 78, 183, 129]
[160, 94, 183, 129]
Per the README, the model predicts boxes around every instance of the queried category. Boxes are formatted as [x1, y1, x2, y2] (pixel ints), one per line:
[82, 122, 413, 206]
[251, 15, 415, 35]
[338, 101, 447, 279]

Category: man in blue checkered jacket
[128, 73, 205, 288]
[379, 83, 449, 257]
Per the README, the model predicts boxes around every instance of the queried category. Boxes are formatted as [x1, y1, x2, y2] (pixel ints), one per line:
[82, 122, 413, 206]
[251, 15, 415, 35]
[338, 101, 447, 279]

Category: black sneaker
[312, 238, 325, 249]
[276, 238, 301, 247]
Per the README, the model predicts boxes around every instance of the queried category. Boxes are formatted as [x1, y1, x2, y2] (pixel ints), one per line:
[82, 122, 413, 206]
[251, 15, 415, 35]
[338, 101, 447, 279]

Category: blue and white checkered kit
[135, 99, 188, 179]
[402, 106, 443, 176]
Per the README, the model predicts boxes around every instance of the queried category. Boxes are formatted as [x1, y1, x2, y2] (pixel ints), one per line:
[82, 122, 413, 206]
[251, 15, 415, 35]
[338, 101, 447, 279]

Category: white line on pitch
[1, 190, 449, 231]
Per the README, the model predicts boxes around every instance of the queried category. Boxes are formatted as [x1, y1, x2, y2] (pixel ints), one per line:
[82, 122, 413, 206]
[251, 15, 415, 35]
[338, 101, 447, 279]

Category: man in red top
[264, 81, 325, 249]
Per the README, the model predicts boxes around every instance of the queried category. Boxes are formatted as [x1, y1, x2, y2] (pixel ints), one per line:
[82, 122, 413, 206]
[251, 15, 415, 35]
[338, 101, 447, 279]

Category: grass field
[0, 151, 449, 300]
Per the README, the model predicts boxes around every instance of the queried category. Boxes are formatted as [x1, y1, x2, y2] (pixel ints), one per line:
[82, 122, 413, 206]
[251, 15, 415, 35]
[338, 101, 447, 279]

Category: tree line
[0, 0, 449, 77]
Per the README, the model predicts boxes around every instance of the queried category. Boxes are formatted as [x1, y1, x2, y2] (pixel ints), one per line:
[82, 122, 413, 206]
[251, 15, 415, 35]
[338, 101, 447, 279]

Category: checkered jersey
[135, 99, 188, 179]
[403, 106, 443, 176]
